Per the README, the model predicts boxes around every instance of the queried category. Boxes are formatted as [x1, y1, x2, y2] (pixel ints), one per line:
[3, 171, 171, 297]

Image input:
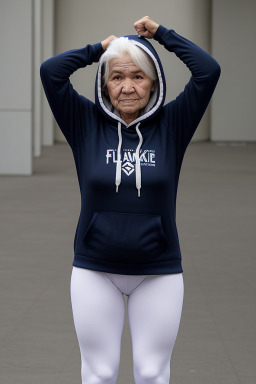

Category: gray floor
[0, 141, 255, 384]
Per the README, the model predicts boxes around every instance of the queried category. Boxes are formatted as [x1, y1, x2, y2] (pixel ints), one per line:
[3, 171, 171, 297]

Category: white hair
[100, 37, 158, 88]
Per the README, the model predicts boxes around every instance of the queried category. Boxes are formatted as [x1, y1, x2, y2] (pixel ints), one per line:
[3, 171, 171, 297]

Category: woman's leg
[127, 273, 184, 384]
[70, 266, 126, 384]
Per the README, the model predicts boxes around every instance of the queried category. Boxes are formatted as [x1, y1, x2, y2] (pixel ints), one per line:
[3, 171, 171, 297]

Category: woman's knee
[82, 361, 120, 384]
[133, 361, 170, 384]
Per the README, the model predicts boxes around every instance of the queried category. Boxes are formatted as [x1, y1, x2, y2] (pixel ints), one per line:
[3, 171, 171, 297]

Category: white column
[41, 0, 54, 146]
[33, 0, 42, 157]
[0, 0, 33, 174]
[34, 0, 55, 155]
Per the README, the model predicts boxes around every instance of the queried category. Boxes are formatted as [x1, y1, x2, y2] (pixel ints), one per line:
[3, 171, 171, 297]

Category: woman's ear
[102, 84, 109, 96]
[151, 80, 156, 92]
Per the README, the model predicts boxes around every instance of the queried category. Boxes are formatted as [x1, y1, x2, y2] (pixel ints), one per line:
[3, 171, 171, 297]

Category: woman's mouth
[120, 99, 137, 102]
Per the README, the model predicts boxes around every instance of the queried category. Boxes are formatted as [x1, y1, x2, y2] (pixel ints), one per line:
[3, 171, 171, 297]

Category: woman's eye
[114, 76, 121, 80]
[135, 75, 143, 79]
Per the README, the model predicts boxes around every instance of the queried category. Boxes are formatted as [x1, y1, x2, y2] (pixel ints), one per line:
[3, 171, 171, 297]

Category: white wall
[0, 0, 254, 175]
[211, 0, 256, 141]
[54, 0, 212, 143]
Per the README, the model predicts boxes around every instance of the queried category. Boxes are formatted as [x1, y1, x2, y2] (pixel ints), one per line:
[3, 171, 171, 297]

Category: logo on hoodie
[106, 149, 155, 176]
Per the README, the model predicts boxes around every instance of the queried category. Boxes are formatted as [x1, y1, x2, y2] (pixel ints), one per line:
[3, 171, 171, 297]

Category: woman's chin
[119, 106, 140, 115]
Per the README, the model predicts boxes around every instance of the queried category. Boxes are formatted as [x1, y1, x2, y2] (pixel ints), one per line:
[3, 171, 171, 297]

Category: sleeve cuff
[154, 24, 173, 42]
[92, 42, 105, 61]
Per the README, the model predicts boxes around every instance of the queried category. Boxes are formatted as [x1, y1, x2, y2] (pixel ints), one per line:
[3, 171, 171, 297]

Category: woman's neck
[121, 111, 139, 125]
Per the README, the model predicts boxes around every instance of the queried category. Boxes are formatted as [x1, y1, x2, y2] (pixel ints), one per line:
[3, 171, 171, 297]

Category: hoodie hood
[95, 34, 166, 197]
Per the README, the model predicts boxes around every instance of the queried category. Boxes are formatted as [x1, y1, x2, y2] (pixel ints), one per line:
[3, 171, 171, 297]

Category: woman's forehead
[109, 54, 140, 72]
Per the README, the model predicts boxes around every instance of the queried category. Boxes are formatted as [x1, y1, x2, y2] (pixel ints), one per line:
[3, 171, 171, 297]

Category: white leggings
[70, 266, 184, 384]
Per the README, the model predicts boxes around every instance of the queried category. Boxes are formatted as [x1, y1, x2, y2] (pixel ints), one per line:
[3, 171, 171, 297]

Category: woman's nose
[122, 79, 135, 93]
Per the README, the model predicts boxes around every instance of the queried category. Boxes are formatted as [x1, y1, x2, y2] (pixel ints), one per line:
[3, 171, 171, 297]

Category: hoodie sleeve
[40, 42, 104, 149]
[154, 25, 221, 159]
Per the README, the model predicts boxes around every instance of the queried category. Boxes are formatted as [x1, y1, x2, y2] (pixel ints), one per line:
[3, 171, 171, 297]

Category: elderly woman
[40, 16, 221, 384]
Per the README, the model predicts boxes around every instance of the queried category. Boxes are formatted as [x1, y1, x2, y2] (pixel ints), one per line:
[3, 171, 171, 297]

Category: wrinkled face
[104, 53, 155, 122]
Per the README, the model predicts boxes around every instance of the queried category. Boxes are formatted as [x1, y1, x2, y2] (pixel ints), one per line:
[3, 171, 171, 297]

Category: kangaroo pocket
[82, 211, 169, 264]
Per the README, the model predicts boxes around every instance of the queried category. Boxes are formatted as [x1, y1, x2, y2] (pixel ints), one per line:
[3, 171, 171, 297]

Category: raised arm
[153, 24, 221, 160]
[40, 42, 104, 149]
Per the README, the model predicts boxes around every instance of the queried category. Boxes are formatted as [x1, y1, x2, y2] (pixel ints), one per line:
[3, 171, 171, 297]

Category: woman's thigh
[127, 272, 184, 384]
[70, 266, 126, 384]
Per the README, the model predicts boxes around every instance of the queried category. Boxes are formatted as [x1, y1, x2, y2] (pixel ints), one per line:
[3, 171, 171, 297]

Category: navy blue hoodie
[40, 25, 221, 275]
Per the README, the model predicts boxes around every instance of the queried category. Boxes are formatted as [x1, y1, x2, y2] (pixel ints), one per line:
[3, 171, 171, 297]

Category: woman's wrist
[153, 25, 171, 42]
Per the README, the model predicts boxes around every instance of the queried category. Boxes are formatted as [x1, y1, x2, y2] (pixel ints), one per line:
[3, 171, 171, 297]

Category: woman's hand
[101, 35, 117, 51]
[134, 16, 159, 38]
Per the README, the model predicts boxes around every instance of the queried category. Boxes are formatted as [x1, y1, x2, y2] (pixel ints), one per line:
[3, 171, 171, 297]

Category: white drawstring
[115, 122, 143, 197]
[115, 122, 122, 193]
[135, 122, 142, 197]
